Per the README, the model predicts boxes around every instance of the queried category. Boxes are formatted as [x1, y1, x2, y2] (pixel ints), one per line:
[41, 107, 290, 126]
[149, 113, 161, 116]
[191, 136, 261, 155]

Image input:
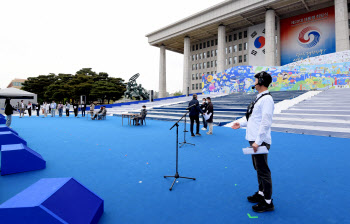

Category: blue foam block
[0, 178, 104, 224]
[0, 125, 19, 135]
[1, 143, 46, 175]
[0, 118, 5, 124]
[0, 131, 26, 146]
[0, 114, 4, 118]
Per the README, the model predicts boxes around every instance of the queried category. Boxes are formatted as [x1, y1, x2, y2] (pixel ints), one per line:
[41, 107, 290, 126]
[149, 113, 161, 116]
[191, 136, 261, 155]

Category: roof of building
[146, 0, 334, 54]
[0, 87, 35, 96]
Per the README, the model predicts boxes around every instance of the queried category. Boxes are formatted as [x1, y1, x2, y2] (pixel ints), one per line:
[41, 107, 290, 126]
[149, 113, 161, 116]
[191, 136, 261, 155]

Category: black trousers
[82, 109, 85, 116]
[36, 109, 40, 116]
[249, 141, 272, 200]
[66, 109, 70, 116]
[28, 108, 31, 116]
[74, 109, 78, 117]
[190, 115, 200, 135]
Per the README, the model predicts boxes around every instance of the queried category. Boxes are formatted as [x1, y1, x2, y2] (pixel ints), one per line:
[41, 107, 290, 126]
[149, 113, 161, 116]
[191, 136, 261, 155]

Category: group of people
[188, 94, 214, 136]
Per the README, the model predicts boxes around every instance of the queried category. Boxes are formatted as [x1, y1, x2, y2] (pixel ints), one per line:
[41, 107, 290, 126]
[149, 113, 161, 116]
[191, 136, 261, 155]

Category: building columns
[265, 9, 276, 66]
[217, 25, 226, 73]
[183, 36, 191, 95]
[335, 0, 350, 52]
[159, 45, 166, 98]
[276, 17, 281, 66]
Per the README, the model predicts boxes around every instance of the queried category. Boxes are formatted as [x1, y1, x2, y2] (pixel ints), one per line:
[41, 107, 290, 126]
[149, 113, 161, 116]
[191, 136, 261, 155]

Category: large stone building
[146, 0, 350, 96]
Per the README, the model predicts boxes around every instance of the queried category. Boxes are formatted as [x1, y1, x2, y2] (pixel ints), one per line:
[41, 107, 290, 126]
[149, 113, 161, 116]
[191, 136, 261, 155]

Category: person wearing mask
[73, 102, 79, 117]
[4, 98, 16, 127]
[35, 103, 40, 116]
[65, 102, 70, 117]
[19, 100, 25, 118]
[231, 71, 275, 213]
[188, 94, 203, 137]
[92, 107, 103, 120]
[81, 101, 86, 117]
[205, 97, 214, 135]
[58, 102, 63, 117]
[89, 102, 95, 118]
[27, 101, 32, 117]
[50, 101, 57, 117]
[200, 98, 208, 131]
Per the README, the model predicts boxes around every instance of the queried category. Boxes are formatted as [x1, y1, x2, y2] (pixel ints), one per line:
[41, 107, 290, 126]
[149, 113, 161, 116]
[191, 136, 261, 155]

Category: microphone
[186, 104, 196, 110]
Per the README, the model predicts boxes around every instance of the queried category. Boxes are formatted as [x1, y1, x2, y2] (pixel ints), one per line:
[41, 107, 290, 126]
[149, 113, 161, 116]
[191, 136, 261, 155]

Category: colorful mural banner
[280, 6, 335, 65]
[202, 62, 350, 94]
[248, 23, 265, 66]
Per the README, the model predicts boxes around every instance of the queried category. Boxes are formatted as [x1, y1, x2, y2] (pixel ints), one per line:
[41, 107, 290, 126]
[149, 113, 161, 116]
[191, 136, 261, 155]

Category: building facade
[146, 0, 350, 96]
[7, 78, 27, 89]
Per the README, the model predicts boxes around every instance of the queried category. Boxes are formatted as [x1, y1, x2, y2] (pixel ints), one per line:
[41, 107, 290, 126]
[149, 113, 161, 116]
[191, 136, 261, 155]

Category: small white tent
[0, 88, 37, 113]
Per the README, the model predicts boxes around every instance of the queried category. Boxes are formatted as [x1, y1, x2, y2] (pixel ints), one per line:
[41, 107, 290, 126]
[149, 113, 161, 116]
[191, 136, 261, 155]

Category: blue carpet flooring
[0, 115, 349, 224]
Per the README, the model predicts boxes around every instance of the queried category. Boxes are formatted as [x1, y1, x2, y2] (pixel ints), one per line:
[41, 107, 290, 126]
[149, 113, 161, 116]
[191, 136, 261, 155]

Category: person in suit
[4, 98, 16, 127]
[81, 101, 86, 117]
[188, 94, 203, 137]
[73, 102, 79, 117]
[200, 98, 208, 131]
[231, 71, 275, 213]
[205, 97, 214, 135]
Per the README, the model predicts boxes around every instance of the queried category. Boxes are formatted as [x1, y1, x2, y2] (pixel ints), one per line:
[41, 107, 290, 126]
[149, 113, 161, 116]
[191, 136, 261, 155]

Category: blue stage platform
[0, 116, 348, 224]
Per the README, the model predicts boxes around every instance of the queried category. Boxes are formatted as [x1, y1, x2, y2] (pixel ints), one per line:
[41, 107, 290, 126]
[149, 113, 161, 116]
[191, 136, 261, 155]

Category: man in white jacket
[232, 71, 275, 213]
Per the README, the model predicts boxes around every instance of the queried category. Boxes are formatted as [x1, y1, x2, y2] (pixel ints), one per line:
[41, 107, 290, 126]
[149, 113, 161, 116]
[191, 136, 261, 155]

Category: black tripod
[179, 111, 195, 148]
[164, 112, 196, 191]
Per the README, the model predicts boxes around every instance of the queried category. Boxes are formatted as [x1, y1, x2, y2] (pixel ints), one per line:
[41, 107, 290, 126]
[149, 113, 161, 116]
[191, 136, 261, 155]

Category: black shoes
[252, 199, 274, 213]
[247, 192, 264, 203]
[196, 133, 201, 136]
[191, 134, 195, 137]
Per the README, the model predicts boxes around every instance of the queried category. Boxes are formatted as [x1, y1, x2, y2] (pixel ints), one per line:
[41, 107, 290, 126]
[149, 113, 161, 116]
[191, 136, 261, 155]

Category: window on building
[196, 54, 198, 60]
[207, 51, 210, 58]
[199, 63, 202, 69]
[229, 46, 232, 53]
[192, 84, 195, 90]
[192, 55, 195, 61]
[215, 60, 217, 67]
[192, 74, 195, 80]
[239, 32, 242, 39]
[207, 61, 210, 68]
[239, 44, 242, 51]
[229, 57, 232, 64]
[196, 83, 198, 90]
[196, 44, 198, 50]
[234, 56, 237, 64]
[196, 64, 198, 70]
[203, 62, 206, 69]
[192, 45, 195, 51]
[234, 33, 237, 41]
[200, 43, 202, 49]
[211, 50, 214, 57]
[226, 58, 228, 65]
[196, 73, 199, 80]
[199, 53, 202, 60]
[192, 64, 195, 70]
[244, 54, 247, 62]
[200, 82, 203, 89]
[244, 30, 247, 38]
[239, 55, 242, 63]
[203, 42, 206, 48]
[275, 35, 278, 44]
[211, 40, 214, 46]
[215, 39, 218, 45]
[226, 36, 228, 42]
[229, 35, 232, 42]
[211, 61, 213, 67]
[203, 52, 206, 58]
[225, 47, 228, 54]
[244, 42, 248, 50]
[234, 45, 237, 52]
[215, 49, 218, 56]
[207, 41, 210, 47]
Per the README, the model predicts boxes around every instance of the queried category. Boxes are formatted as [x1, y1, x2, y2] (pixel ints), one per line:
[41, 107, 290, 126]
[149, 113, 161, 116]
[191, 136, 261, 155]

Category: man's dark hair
[254, 71, 272, 88]
[206, 97, 211, 100]
[193, 94, 197, 99]
[142, 105, 146, 108]
[202, 98, 206, 100]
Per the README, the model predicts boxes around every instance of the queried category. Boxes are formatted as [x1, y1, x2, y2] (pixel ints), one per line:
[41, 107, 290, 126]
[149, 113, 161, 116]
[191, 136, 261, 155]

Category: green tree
[22, 74, 57, 103]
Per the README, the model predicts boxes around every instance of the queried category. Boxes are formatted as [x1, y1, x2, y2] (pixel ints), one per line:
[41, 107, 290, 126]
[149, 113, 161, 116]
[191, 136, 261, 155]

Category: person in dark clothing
[73, 102, 79, 117]
[200, 98, 208, 131]
[81, 101, 86, 117]
[205, 97, 214, 135]
[4, 98, 16, 127]
[188, 94, 203, 137]
[135, 105, 147, 125]
[35, 103, 40, 116]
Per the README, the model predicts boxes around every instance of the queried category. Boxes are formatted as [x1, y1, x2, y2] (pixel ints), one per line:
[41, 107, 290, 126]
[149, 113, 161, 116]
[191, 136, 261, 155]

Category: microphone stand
[179, 111, 195, 148]
[164, 112, 196, 191]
